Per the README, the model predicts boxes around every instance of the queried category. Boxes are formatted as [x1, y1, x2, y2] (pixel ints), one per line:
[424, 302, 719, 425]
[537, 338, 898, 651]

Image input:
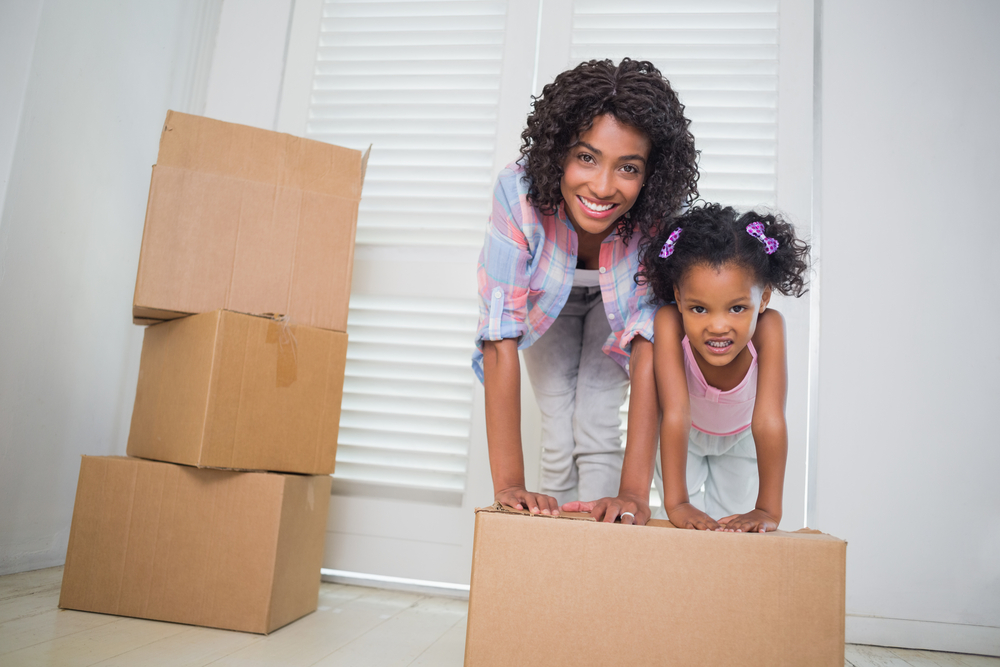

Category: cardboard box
[59, 456, 332, 634]
[127, 309, 347, 475]
[133, 110, 369, 332]
[465, 505, 846, 667]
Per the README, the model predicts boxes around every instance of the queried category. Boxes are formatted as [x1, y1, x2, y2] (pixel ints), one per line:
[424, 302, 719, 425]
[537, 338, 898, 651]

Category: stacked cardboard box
[59, 111, 368, 634]
[465, 505, 847, 667]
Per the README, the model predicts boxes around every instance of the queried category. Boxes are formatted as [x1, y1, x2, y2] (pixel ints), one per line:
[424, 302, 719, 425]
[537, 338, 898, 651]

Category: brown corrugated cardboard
[59, 456, 332, 634]
[133, 110, 369, 332]
[465, 505, 846, 667]
[127, 309, 347, 475]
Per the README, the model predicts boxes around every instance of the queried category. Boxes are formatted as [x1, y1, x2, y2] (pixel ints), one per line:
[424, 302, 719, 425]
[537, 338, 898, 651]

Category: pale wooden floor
[1, 568, 996, 667]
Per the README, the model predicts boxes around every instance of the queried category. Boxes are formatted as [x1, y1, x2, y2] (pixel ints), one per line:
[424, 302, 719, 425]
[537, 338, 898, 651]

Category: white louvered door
[279, 0, 814, 585]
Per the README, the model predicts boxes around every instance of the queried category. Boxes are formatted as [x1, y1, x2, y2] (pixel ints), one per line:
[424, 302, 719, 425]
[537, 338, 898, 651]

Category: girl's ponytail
[636, 204, 810, 304]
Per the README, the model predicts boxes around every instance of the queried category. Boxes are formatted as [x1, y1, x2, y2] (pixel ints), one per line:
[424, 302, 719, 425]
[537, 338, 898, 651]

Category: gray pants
[654, 428, 759, 520]
[522, 286, 629, 506]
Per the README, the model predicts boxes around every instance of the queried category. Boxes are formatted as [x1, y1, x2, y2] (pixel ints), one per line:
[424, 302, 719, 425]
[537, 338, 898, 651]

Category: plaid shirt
[472, 161, 657, 382]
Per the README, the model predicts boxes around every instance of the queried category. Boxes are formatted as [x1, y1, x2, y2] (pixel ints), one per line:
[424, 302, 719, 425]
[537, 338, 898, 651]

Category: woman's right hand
[667, 502, 720, 530]
[562, 495, 650, 525]
[495, 485, 560, 516]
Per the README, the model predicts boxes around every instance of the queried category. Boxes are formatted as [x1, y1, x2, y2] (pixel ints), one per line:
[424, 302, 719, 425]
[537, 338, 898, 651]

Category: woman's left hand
[716, 509, 779, 533]
[561, 495, 650, 525]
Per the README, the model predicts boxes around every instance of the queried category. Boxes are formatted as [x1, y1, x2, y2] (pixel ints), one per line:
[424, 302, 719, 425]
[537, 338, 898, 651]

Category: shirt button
[599, 266, 607, 274]
[493, 288, 502, 299]
[607, 313, 615, 321]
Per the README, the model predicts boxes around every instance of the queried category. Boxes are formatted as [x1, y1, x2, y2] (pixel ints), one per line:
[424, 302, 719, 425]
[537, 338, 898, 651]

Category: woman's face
[560, 114, 651, 239]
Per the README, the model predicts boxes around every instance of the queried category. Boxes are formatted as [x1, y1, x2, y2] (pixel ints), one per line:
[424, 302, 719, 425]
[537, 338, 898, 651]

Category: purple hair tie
[659, 227, 683, 258]
[746, 222, 779, 255]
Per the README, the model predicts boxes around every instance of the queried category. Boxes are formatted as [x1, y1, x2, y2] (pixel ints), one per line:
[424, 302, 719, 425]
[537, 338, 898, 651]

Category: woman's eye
[622, 164, 637, 173]
[578, 153, 594, 163]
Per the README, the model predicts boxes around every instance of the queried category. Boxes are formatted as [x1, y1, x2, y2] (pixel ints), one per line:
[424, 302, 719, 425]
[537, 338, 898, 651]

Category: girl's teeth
[581, 198, 614, 212]
[708, 341, 731, 348]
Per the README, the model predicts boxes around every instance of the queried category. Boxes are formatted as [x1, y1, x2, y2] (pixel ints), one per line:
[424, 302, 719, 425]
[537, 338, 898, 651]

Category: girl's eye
[731, 305, 746, 314]
[691, 306, 706, 314]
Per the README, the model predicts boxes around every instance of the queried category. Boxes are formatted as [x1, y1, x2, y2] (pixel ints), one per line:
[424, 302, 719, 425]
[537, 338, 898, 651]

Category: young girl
[575, 203, 809, 531]
[473, 58, 698, 515]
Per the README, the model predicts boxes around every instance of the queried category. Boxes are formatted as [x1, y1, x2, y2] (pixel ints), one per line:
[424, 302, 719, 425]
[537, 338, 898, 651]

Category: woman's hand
[495, 485, 560, 515]
[716, 509, 779, 533]
[562, 495, 650, 525]
[667, 502, 720, 531]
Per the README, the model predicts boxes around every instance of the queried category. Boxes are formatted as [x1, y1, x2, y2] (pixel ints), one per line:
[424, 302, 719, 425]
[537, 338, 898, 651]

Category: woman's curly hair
[520, 58, 699, 245]
[639, 203, 811, 305]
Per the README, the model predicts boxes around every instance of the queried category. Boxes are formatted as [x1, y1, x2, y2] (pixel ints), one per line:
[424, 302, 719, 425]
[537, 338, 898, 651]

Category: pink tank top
[682, 337, 758, 436]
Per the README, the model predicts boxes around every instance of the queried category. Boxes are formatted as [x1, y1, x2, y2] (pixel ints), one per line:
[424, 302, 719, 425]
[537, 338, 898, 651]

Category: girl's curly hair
[639, 203, 811, 305]
[520, 58, 699, 245]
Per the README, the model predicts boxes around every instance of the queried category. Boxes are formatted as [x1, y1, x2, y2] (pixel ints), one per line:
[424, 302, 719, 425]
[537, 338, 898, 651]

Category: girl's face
[560, 114, 650, 239]
[673, 262, 771, 368]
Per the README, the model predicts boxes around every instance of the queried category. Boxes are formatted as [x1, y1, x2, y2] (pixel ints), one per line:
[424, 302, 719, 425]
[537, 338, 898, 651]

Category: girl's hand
[667, 502, 720, 531]
[716, 509, 779, 533]
[562, 496, 650, 525]
[495, 486, 560, 516]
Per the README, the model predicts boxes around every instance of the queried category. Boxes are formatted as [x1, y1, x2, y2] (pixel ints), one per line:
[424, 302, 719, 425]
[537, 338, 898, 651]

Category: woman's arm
[654, 307, 720, 530]
[482, 338, 559, 515]
[717, 308, 787, 533]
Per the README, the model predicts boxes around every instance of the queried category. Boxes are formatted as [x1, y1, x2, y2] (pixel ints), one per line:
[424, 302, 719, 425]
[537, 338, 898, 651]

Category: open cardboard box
[59, 456, 331, 634]
[465, 504, 846, 667]
[127, 309, 347, 475]
[133, 110, 369, 332]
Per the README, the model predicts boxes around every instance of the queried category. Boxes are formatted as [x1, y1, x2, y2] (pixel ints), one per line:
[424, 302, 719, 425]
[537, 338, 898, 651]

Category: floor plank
[847, 644, 922, 666]
[87, 625, 262, 667]
[208, 586, 427, 667]
[311, 594, 469, 666]
[0, 608, 120, 656]
[408, 615, 468, 667]
[0, 566, 62, 602]
[0, 615, 188, 667]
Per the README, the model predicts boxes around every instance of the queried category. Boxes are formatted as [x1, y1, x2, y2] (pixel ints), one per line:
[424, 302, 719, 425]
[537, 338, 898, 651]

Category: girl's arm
[655, 307, 721, 530]
[718, 308, 788, 533]
[482, 338, 559, 515]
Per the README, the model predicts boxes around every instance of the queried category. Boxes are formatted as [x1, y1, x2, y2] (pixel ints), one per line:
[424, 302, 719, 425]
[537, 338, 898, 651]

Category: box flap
[159, 111, 365, 201]
[474, 503, 846, 542]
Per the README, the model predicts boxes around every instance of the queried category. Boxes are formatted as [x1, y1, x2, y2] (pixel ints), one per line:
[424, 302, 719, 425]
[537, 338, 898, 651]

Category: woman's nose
[590, 168, 615, 198]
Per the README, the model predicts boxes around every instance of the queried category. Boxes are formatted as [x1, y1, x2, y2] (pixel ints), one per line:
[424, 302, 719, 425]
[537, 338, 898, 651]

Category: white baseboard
[320, 568, 470, 600]
[847, 615, 1000, 657]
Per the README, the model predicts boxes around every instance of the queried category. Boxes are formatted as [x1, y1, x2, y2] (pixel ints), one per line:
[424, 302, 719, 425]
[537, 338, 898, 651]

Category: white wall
[0, 0, 45, 224]
[814, 0, 1000, 654]
[0, 0, 221, 575]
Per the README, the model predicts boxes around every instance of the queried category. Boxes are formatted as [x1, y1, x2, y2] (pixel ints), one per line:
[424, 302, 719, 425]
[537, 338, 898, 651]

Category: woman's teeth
[580, 197, 615, 212]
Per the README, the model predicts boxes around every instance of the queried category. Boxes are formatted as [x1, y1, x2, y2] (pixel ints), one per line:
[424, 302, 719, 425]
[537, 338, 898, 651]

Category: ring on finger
[620, 512, 635, 521]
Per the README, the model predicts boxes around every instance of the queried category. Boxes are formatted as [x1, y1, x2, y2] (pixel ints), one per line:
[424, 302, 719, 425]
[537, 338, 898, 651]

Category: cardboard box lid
[158, 110, 370, 200]
[466, 504, 846, 667]
[474, 503, 845, 541]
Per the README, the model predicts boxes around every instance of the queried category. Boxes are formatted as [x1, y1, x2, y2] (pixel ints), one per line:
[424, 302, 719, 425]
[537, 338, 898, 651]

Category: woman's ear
[759, 286, 772, 313]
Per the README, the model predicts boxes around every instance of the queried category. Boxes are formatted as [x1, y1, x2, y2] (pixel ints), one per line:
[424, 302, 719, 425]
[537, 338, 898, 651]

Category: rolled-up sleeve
[472, 169, 533, 381]
[619, 269, 658, 356]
